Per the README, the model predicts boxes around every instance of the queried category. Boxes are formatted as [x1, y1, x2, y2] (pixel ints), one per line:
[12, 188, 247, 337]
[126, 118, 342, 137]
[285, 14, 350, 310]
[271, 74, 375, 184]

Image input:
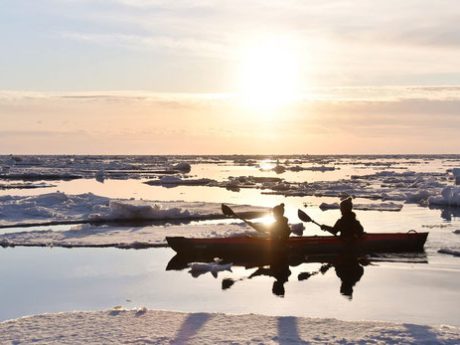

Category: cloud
[59, 31, 229, 59]
[1, 87, 460, 154]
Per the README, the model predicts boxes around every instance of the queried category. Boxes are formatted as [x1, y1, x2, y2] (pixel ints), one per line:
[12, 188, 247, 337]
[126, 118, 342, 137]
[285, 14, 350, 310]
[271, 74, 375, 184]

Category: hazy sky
[1, 0, 460, 154]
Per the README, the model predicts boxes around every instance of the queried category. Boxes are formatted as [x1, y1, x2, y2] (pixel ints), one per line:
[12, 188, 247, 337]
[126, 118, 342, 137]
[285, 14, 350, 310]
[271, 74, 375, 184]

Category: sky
[1, 0, 460, 154]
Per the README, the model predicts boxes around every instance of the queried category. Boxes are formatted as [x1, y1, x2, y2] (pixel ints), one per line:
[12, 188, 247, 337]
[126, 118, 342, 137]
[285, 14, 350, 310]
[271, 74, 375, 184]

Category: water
[0, 155, 459, 325]
[1, 247, 459, 326]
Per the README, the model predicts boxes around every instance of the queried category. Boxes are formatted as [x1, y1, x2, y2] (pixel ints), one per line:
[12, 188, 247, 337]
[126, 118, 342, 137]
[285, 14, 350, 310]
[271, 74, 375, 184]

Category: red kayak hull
[166, 232, 428, 256]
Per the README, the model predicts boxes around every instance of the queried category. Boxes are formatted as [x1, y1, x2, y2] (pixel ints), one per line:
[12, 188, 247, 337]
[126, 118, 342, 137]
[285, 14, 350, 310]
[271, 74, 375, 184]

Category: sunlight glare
[238, 36, 302, 111]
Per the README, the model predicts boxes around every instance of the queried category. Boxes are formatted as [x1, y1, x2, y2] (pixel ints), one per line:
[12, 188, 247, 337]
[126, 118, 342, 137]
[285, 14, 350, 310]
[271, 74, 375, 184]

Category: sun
[237, 36, 302, 111]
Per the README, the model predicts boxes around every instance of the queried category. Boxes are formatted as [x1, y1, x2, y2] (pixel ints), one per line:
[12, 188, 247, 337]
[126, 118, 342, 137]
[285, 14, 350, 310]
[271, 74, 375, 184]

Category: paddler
[320, 197, 364, 239]
[269, 203, 291, 241]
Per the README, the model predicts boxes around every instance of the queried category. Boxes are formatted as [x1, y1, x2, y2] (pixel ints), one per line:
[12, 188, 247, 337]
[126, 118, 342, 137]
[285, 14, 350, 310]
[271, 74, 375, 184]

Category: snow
[0, 155, 196, 182]
[0, 223, 253, 248]
[288, 165, 337, 172]
[0, 182, 55, 190]
[290, 223, 305, 236]
[188, 259, 233, 278]
[429, 186, 460, 207]
[95, 169, 105, 183]
[174, 162, 192, 172]
[145, 176, 215, 186]
[0, 192, 274, 248]
[89, 200, 192, 221]
[259, 170, 451, 206]
[0, 192, 268, 227]
[1, 309, 459, 344]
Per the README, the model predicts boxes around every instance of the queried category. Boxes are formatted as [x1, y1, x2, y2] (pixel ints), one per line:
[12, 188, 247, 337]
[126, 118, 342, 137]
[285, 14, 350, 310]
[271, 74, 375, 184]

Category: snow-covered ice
[0, 182, 55, 190]
[188, 259, 233, 278]
[438, 248, 460, 257]
[429, 186, 460, 207]
[145, 176, 215, 187]
[0, 192, 268, 227]
[319, 201, 403, 212]
[1, 309, 459, 345]
[0, 155, 197, 182]
[0, 223, 254, 248]
[0, 192, 275, 248]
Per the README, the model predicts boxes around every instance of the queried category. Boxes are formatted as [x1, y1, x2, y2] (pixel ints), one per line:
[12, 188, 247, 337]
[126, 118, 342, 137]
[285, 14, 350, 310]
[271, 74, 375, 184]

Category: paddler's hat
[273, 203, 285, 216]
[340, 197, 353, 212]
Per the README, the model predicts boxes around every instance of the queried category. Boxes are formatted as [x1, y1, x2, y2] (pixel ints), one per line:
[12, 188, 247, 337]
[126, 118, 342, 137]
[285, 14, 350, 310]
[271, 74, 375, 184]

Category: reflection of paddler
[334, 255, 365, 299]
[246, 254, 291, 297]
[321, 197, 364, 239]
[270, 254, 291, 297]
[297, 254, 367, 299]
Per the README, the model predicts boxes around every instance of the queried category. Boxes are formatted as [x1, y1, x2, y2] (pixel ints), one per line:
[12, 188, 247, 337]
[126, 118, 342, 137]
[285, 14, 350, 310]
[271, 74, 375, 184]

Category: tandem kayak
[166, 232, 428, 256]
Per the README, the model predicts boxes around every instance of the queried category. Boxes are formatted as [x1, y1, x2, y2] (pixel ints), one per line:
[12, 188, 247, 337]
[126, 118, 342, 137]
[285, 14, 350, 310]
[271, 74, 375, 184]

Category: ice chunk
[188, 259, 232, 278]
[405, 190, 432, 204]
[0, 192, 269, 227]
[95, 169, 105, 183]
[173, 162, 191, 172]
[145, 176, 215, 186]
[438, 248, 460, 257]
[319, 202, 403, 212]
[290, 223, 305, 236]
[89, 200, 191, 221]
[429, 186, 460, 207]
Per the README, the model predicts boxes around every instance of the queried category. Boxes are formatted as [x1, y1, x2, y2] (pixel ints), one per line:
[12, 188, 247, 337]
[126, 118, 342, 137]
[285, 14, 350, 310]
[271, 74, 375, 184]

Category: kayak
[166, 232, 428, 256]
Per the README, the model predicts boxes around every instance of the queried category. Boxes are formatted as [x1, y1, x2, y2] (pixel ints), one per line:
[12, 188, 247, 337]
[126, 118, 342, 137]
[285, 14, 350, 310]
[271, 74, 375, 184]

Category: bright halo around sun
[237, 36, 302, 111]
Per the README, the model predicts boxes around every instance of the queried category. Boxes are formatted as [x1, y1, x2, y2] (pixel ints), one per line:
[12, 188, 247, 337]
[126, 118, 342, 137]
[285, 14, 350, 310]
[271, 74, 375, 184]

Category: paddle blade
[298, 272, 312, 281]
[221, 204, 235, 217]
[222, 278, 235, 290]
[297, 209, 313, 223]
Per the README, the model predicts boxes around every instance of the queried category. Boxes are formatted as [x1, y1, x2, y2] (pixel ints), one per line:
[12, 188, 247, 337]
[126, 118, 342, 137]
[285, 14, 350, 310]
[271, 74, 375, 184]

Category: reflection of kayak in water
[166, 232, 428, 256]
[166, 251, 428, 272]
[166, 251, 428, 298]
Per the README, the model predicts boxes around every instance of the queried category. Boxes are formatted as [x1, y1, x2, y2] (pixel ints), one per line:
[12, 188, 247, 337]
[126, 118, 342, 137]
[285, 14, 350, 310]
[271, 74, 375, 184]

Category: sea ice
[0, 192, 269, 227]
[1, 309, 459, 344]
[0, 223, 254, 248]
[438, 248, 460, 257]
[319, 202, 403, 212]
[173, 162, 191, 172]
[188, 259, 232, 278]
[145, 176, 215, 186]
[429, 186, 460, 207]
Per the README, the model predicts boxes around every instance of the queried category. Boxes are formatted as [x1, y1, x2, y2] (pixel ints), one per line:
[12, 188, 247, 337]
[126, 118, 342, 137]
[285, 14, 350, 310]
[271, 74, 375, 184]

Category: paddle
[221, 204, 269, 235]
[297, 209, 336, 236]
[222, 267, 271, 290]
[298, 263, 333, 281]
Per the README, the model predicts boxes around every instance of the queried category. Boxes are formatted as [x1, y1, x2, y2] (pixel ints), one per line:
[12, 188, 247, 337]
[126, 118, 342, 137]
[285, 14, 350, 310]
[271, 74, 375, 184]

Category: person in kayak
[321, 197, 364, 239]
[269, 203, 291, 241]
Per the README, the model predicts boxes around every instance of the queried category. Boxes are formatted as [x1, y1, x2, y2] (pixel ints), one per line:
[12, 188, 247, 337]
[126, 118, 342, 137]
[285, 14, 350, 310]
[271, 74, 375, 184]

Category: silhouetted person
[270, 203, 291, 241]
[245, 203, 291, 241]
[321, 197, 364, 239]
